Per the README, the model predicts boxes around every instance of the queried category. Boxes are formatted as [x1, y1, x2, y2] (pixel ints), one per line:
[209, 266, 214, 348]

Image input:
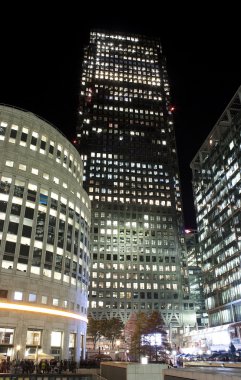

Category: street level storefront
[182, 323, 241, 353]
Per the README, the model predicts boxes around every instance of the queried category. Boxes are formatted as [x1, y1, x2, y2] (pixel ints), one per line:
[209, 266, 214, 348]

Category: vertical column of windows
[9, 124, 19, 143]
[0, 121, 7, 140]
[40, 135, 47, 154]
[20, 127, 28, 146]
[0, 177, 16, 269]
[30, 131, 38, 151]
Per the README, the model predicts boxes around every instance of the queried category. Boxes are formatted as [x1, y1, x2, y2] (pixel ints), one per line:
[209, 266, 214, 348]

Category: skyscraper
[77, 30, 192, 339]
[191, 86, 241, 334]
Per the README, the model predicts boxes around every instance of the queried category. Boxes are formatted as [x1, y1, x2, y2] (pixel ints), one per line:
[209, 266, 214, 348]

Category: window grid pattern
[77, 31, 188, 324]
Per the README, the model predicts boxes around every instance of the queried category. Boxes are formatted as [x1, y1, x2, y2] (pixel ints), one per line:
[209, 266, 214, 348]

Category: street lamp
[16, 345, 21, 361]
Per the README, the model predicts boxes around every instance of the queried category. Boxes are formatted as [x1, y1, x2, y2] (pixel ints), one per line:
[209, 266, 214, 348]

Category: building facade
[191, 86, 241, 337]
[0, 105, 91, 361]
[76, 30, 193, 341]
[185, 229, 208, 329]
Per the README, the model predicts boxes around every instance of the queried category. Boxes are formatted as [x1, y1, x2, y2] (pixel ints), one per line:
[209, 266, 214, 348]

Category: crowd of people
[0, 359, 77, 374]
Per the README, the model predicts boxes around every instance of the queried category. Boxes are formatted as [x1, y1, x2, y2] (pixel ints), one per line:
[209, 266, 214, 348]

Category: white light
[0, 301, 87, 322]
[141, 356, 148, 364]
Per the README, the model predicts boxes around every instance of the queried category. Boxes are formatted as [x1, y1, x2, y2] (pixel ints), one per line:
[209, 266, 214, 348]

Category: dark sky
[1, 7, 240, 228]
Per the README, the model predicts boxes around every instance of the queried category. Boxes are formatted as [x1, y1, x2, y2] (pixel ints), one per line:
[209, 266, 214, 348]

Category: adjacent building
[191, 86, 241, 342]
[0, 105, 91, 361]
[76, 30, 194, 343]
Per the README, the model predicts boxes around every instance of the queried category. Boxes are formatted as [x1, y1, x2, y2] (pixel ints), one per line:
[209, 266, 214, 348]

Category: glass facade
[191, 86, 241, 328]
[0, 105, 91, 360]
[185, 229, 207, 328]
[77, 30, 189, 333]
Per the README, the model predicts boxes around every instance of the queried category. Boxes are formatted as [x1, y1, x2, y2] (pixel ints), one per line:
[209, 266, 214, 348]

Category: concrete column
[62, 329, 69, 360]
[76, 323, 86, 362]
[75, 329, 81, 362]
[14, 323, 28, 360]
[42, 328, 51, 354]
[81, 329, 87, 360]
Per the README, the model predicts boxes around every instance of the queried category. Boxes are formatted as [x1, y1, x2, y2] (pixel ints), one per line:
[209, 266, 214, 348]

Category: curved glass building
[0, 105, 91, 361]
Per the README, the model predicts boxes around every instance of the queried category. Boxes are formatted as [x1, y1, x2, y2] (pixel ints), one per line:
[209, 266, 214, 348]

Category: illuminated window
[53, 298, 59, 306]
[14, 291, 23, 301]
[19, 164, 26, 171]
[29, 293, 37, 302]
[5, 160, 14, 167]
[26, 330, 41, 345]
[53, 177, 59, 184]
[31, 168, 39, 175]
[41, 295, 47, 304]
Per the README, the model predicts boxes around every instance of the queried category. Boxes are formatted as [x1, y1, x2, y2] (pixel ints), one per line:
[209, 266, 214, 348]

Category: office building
[76, 30, 193, 342]
[185, 229, 207, 329]
[191, 86, 241, 338]
[0, 105, 91, 360]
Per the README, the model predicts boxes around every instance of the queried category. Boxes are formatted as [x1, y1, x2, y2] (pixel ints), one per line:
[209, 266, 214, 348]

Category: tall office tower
[77, 30, 191, 338]
[0, 105, 91, 360]
[191, 86, 241, 333]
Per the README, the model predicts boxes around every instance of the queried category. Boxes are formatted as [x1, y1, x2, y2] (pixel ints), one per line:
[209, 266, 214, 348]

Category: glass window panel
[8, 222, 18, 235]
[35, 211, 46, 241]
[51, 331, 61, 346]
[14, 291, 23, 301]
[22, 225, 32, 238]
[32, 248, 42, 267]
[29, 293, 37, 302]
[26, 330, 41, 345]
[11, 203, 21, 216]
[19, 244, 30, 257]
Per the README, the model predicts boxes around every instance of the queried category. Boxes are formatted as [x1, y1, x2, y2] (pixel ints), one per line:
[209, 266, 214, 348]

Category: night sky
[1, 6, 240, 228]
